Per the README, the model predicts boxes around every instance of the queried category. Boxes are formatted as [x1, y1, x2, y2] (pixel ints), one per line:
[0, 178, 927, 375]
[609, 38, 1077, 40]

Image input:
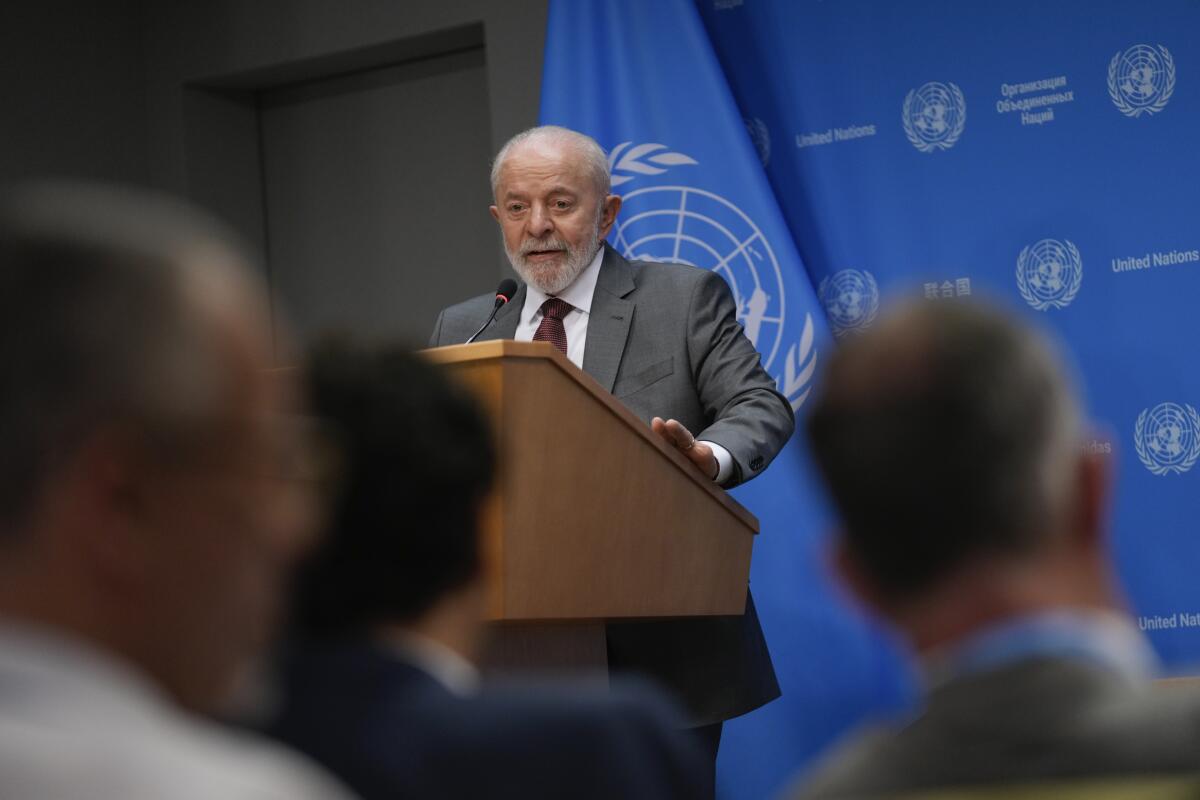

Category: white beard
[506, 223, 602, 296]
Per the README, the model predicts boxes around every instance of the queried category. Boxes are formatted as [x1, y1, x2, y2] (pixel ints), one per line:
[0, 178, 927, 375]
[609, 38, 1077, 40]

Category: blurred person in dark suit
[263, 340, 706, 800]
[789, 300, 1200, 798]
[0, 183, 351, 799]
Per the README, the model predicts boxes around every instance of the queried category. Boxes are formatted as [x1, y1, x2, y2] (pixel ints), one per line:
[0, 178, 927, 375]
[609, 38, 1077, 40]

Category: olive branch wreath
[902, 82, 966, 152]
[1134, 404, 1200, 476]
[1109, 45, 1175, 118]
[1015, 240, 1082, 311]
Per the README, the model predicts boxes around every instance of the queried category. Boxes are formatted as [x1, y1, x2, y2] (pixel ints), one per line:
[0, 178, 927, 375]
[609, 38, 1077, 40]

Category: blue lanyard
[923, 611, 1158, 690]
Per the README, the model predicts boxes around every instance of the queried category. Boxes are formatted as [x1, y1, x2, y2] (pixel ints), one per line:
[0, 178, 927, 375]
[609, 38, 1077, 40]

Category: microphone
[466, 279, 518, 344]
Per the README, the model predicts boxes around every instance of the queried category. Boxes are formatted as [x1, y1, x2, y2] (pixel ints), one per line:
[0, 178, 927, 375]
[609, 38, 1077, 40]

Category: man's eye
[508, 204, 526, 214]
[554, 200, 571, 210]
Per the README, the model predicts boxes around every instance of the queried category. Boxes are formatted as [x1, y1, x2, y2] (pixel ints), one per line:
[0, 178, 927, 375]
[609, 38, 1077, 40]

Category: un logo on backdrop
[818, 269, 879, 338]
[902, 82, 966, 152]
[1135, 402, 1200, 475]
[1016, 239, 1082, 311]
[1109, 44, 1176, 117]
[608, 141, 817, 411]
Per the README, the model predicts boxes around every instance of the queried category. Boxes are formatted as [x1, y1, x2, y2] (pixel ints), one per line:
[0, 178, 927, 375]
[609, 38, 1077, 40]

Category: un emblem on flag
[1135, 402, 1200, 476]
[1109, 44, 1176, 118]
[818, 269, 879, 338]
[607, 143, 818, 411]
[612, 185, 787, 370]
[902, 82, 966, 152]
[1016, 239, 1082, 311]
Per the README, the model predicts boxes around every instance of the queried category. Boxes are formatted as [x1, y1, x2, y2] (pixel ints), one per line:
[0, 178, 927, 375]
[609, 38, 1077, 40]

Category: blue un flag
[540, 1, 912, 797]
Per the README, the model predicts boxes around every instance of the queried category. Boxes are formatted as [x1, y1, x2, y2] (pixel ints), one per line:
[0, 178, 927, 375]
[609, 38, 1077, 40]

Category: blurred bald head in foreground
[809, 299, 1106, 637]
[0, 183, 348, 799]
[793, 300, 1200, 798]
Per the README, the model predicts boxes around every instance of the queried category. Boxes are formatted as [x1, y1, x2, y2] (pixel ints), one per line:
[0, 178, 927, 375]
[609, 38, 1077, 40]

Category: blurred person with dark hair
[263, 340, 706, 800]
[789, 300, 1200, 798]
[0, 183, 351, 798]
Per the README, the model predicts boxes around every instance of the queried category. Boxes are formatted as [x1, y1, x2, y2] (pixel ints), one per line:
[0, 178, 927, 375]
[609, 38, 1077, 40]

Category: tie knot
[540, 298, 574, 321]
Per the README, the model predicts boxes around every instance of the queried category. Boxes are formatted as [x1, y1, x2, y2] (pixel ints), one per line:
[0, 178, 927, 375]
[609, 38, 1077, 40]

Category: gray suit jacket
[792, 657, 1200, 799]
[430, 244, 793, 724]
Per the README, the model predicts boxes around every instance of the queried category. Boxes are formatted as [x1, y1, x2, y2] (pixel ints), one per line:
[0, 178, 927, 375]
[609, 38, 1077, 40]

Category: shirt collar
[921, 608, 1158, 692]
[0, 621, 172, 724]
[384, 631, 480, 697]
[523, 244, 606, 321]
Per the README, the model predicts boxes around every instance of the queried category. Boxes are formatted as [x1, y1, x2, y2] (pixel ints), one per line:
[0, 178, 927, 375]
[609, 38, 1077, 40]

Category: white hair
[490, 126, 611, 199]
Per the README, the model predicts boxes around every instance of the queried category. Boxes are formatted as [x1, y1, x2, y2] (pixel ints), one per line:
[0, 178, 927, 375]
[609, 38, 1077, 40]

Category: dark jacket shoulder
[623, 256, 727, 293]
[792, 657, 1200, 799]
[429, 290, 499, 345]
[265, 641, 705, 800]
[439, 291, 497, 320]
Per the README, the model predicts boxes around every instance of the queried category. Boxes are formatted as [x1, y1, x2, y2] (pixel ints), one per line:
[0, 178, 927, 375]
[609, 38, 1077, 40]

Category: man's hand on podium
[651, 417, 719, 481]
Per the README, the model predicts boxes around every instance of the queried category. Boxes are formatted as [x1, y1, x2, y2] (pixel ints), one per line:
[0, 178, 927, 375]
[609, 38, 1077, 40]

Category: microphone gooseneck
[465, 279, 519, 344]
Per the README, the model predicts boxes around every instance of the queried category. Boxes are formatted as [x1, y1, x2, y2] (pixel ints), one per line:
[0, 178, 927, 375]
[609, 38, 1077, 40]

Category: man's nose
[527, 204, 553, 238]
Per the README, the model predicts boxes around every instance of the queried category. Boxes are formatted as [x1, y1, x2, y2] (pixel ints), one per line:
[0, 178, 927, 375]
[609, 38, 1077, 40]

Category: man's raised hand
[651, 417, 719, 481]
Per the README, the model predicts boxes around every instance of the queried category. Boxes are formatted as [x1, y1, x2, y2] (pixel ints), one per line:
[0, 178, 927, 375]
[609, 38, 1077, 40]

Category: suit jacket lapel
[583, 244, 635, 393]
[475, 283, 525, 342]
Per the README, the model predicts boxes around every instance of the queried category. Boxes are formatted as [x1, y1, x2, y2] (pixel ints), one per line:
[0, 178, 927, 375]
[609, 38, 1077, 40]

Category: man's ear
[1070, 448, 1110, 552]
[489, 205, 500, 223]
[598, 194, 622, 238]
[829, 534, 889, 619]
[61, 428, 155, 589]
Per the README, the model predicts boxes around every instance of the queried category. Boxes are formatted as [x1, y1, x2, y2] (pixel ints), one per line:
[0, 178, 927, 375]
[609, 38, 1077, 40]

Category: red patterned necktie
[532, 297, 574, 355]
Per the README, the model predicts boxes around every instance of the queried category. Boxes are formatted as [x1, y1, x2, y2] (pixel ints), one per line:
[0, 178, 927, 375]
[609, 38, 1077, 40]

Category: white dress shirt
[514, 245, 734, 484]
[0, 623, 352, 800]
[514, 244, 605, 369]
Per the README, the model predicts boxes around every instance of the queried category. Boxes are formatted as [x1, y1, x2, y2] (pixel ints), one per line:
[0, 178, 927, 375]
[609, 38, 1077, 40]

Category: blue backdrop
[543, 1, 1200, 797]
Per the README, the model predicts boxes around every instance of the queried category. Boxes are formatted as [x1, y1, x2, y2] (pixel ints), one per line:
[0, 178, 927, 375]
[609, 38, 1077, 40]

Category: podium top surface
[425, 340, 759, 532]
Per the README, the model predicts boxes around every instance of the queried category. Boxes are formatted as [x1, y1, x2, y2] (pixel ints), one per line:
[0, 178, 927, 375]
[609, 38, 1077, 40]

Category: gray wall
[2, 0, 549, 349]
[258, 47, 497, 345]
[0, 0, 149, 185]
[140, 0, 549, 347]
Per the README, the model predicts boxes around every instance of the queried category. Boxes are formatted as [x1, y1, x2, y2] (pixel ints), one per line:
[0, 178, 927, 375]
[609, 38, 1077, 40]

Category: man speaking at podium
[430, 126, 794, 764]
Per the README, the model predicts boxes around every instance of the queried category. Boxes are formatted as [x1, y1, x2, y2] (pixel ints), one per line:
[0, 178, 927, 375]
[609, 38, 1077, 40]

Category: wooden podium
[423, 340, 759, 677]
